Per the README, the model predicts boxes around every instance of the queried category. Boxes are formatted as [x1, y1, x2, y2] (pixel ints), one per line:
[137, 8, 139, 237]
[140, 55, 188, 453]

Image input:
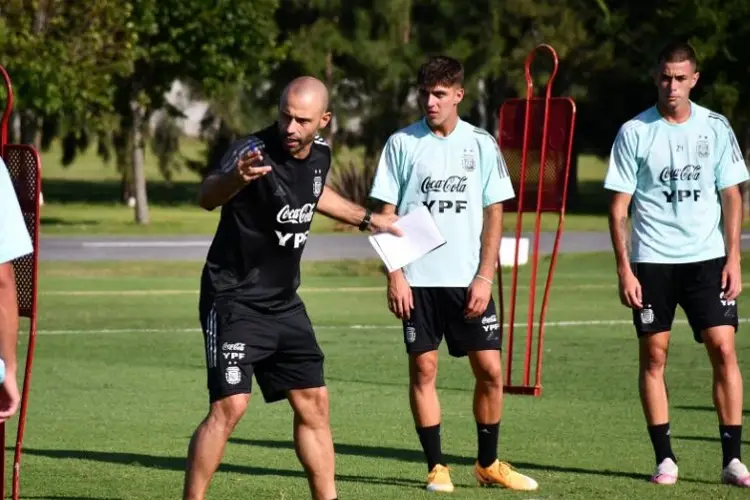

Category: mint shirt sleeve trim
[714, 121, 749, 191]
[481, 136, 515, 207]
[716, 159, 750, 191]
[603, 125, 639, 195]
[369, 136, 402, 206]
[0, 160, 33, 264]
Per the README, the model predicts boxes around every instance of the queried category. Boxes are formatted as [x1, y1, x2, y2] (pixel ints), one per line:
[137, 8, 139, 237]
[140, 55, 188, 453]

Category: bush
[326, 153, 379, 231]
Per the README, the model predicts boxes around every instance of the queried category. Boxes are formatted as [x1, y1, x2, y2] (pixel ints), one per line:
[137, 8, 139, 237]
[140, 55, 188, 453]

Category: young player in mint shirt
[370, 55, 538, 493]
[605, 41, 750, 487]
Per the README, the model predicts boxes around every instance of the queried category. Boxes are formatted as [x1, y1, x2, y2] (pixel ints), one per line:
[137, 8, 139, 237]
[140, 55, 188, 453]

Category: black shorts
[198, 294, 325, 404]
[403, 287, 502, 357]
[631, 257, 739, 343]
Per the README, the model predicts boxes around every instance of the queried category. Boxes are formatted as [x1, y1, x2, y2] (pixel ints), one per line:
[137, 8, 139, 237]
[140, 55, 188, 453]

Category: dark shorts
[403, 287, 502, 357]
[198, 294, 325, 404]
[631, 257, 739, 343]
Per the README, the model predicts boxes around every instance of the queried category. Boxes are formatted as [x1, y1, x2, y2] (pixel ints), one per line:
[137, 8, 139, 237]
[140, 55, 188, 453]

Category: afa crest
[225, 366, 241, 385]
[696, 135, 710, 158]
[461, 148, 476, 172]
[313, 168, 323, 197]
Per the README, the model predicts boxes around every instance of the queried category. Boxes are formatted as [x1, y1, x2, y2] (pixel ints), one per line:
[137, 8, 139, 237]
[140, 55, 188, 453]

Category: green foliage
[0, 0, 136, 133]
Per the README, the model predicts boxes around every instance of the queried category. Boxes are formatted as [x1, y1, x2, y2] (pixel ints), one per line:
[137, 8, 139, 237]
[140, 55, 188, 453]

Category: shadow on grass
[675, 405, 750, 416]
[16, 447, 423, 489]
[676, 435, 750, 445]
[228, 438, 713, 485]
[40, 216, 102, 227]
[42, 179, 200, 207]
[21, 497, 124, 500]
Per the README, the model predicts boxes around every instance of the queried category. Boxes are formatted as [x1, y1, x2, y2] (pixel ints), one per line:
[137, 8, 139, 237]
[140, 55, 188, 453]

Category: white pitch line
[40, 283, 627, 297]
[27, 317, 750, 336]
[81, 241, 211, 248]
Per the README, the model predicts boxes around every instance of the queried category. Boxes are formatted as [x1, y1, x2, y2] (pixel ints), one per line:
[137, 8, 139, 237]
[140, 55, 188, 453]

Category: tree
[104, 0, 283, 223]
[0, 0, 135, 147]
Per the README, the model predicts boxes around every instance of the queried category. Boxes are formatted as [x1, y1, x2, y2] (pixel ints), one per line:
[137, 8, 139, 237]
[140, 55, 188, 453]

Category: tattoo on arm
[618, 217, 629, 255]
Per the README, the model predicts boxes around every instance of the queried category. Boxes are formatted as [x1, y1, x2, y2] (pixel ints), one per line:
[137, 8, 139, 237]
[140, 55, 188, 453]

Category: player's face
[278, 93, 331, 156]
[654, 60, 699, 111]
[418, 84, 464, 129]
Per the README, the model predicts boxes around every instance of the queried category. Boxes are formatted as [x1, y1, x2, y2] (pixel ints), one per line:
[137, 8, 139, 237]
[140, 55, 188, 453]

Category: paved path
[40, 232, 750, 262]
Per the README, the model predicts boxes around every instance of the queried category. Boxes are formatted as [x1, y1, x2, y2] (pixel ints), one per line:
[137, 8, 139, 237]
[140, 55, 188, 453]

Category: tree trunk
[130, 98, 149, 224]
[325, 49, 336, 151]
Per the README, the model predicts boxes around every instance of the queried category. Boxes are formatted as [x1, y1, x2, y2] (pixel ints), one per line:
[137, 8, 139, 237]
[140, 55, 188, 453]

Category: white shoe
[650, 458, 678, 485]
[722, 458, 750, 487]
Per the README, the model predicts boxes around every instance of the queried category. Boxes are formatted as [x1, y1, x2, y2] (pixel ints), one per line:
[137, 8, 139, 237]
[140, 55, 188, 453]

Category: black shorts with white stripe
[198, 292, 326, 404]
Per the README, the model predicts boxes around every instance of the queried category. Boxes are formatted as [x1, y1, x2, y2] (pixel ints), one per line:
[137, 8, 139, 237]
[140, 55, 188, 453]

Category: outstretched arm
[316, 186, 402, 235]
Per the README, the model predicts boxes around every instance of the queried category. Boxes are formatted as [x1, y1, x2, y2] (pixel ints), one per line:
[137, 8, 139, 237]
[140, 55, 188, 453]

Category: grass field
[5, 252, 750, 499]
[36, 138, 617, 236]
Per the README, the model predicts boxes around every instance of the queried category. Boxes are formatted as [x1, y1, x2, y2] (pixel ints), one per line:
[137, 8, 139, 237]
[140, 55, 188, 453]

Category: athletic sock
[720, 425, 742, 468]
[476, 421, 500, 468]
[416, 424, 443, 472]
[648, 423, 677, 465]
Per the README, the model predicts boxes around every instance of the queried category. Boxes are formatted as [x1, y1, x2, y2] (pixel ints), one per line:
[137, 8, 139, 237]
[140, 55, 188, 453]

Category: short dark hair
[656, 41, 698, 69]
[417, 55, 464, 88]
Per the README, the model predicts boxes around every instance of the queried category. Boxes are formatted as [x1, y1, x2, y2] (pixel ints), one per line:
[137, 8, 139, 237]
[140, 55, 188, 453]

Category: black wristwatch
[358, 208, 372, 231]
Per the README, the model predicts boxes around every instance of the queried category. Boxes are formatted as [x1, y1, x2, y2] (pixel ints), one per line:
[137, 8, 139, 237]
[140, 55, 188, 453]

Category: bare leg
[183, 394, 250, 500]
[702, 326, 743, 426]
[639, 332, 671, 426]
[287, 387, 337, 500]
[468, 349, 503, 425]
[409, 351, 440, 427]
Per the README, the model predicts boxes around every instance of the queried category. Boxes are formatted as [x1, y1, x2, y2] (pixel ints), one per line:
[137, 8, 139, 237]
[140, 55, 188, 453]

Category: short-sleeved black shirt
[200, 123, 332, 315]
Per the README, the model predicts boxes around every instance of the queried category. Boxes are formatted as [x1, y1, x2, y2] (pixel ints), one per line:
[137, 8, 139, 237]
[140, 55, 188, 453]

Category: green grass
[36, 137, 615, 236]
[6, 253, 750, 498]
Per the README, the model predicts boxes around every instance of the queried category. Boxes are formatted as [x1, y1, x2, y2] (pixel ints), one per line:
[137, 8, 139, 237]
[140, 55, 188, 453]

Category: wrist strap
[475, 274, 493, 285]
[358, 208, 372, 231]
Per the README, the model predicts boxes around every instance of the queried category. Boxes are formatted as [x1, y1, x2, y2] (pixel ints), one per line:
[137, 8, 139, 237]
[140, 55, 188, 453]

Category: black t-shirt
[200, 123, 332, 315]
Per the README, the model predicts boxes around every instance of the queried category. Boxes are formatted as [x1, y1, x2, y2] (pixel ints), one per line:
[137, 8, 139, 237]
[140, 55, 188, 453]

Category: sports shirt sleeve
[481, 136, 515, 206]
[216, 136, 265, 175]
[0, 159, 33, 264]
[603, 126, 638, 194]
[714, 120, 749, 190]
[369, 135, 402, 206]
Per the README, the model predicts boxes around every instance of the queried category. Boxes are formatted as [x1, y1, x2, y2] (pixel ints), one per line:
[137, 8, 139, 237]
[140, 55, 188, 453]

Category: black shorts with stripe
[198, 292, 325, 404]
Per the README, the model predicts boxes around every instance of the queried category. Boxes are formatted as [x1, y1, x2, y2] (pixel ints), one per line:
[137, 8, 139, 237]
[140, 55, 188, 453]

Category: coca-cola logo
[276, 203, 316, 224]
[660, 165, 701, 183]
[420, 175, 468, 194]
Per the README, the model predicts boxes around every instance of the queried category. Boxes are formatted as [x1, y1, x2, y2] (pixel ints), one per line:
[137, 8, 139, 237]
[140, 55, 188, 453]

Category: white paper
[368, 205, 446, 272]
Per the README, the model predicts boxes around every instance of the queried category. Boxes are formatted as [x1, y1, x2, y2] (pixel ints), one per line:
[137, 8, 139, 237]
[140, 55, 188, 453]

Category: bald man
[183, 76, 400, 500]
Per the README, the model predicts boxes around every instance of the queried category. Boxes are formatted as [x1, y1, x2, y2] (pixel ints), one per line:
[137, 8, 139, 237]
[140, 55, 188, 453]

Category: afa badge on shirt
[696, 135, 710, 159]
[313, 168, 323, 197]
[461, 148, 476, 172]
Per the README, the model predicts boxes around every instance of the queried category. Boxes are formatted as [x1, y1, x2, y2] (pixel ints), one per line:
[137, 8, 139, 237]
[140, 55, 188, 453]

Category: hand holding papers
[368, 205, 446, 273]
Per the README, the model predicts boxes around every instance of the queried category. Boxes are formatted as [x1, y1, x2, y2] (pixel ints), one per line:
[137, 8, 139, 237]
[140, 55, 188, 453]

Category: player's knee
[292, 387, 330, 428]
[641, 345, 668, 374]
[476, 362, 503, 389]
[208, 394, 249, 433]
[410, 354, 438, 388]
[706, 336, 738, 367]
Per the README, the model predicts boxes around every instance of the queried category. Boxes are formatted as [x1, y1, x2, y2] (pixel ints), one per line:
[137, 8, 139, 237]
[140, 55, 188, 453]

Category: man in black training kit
[182, 76, 400, 500]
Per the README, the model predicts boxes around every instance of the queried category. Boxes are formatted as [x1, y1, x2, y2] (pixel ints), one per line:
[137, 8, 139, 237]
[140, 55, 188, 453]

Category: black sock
[720, 425, 742, 468]
[648, 423, 676, 465]
[476, 421, 500, 468]
[416, 424, 443, 471]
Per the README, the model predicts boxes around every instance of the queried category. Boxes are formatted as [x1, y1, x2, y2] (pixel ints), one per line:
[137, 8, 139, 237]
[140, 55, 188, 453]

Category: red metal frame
[1, 64, 42, 500]
[496, 44, 577, 397]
